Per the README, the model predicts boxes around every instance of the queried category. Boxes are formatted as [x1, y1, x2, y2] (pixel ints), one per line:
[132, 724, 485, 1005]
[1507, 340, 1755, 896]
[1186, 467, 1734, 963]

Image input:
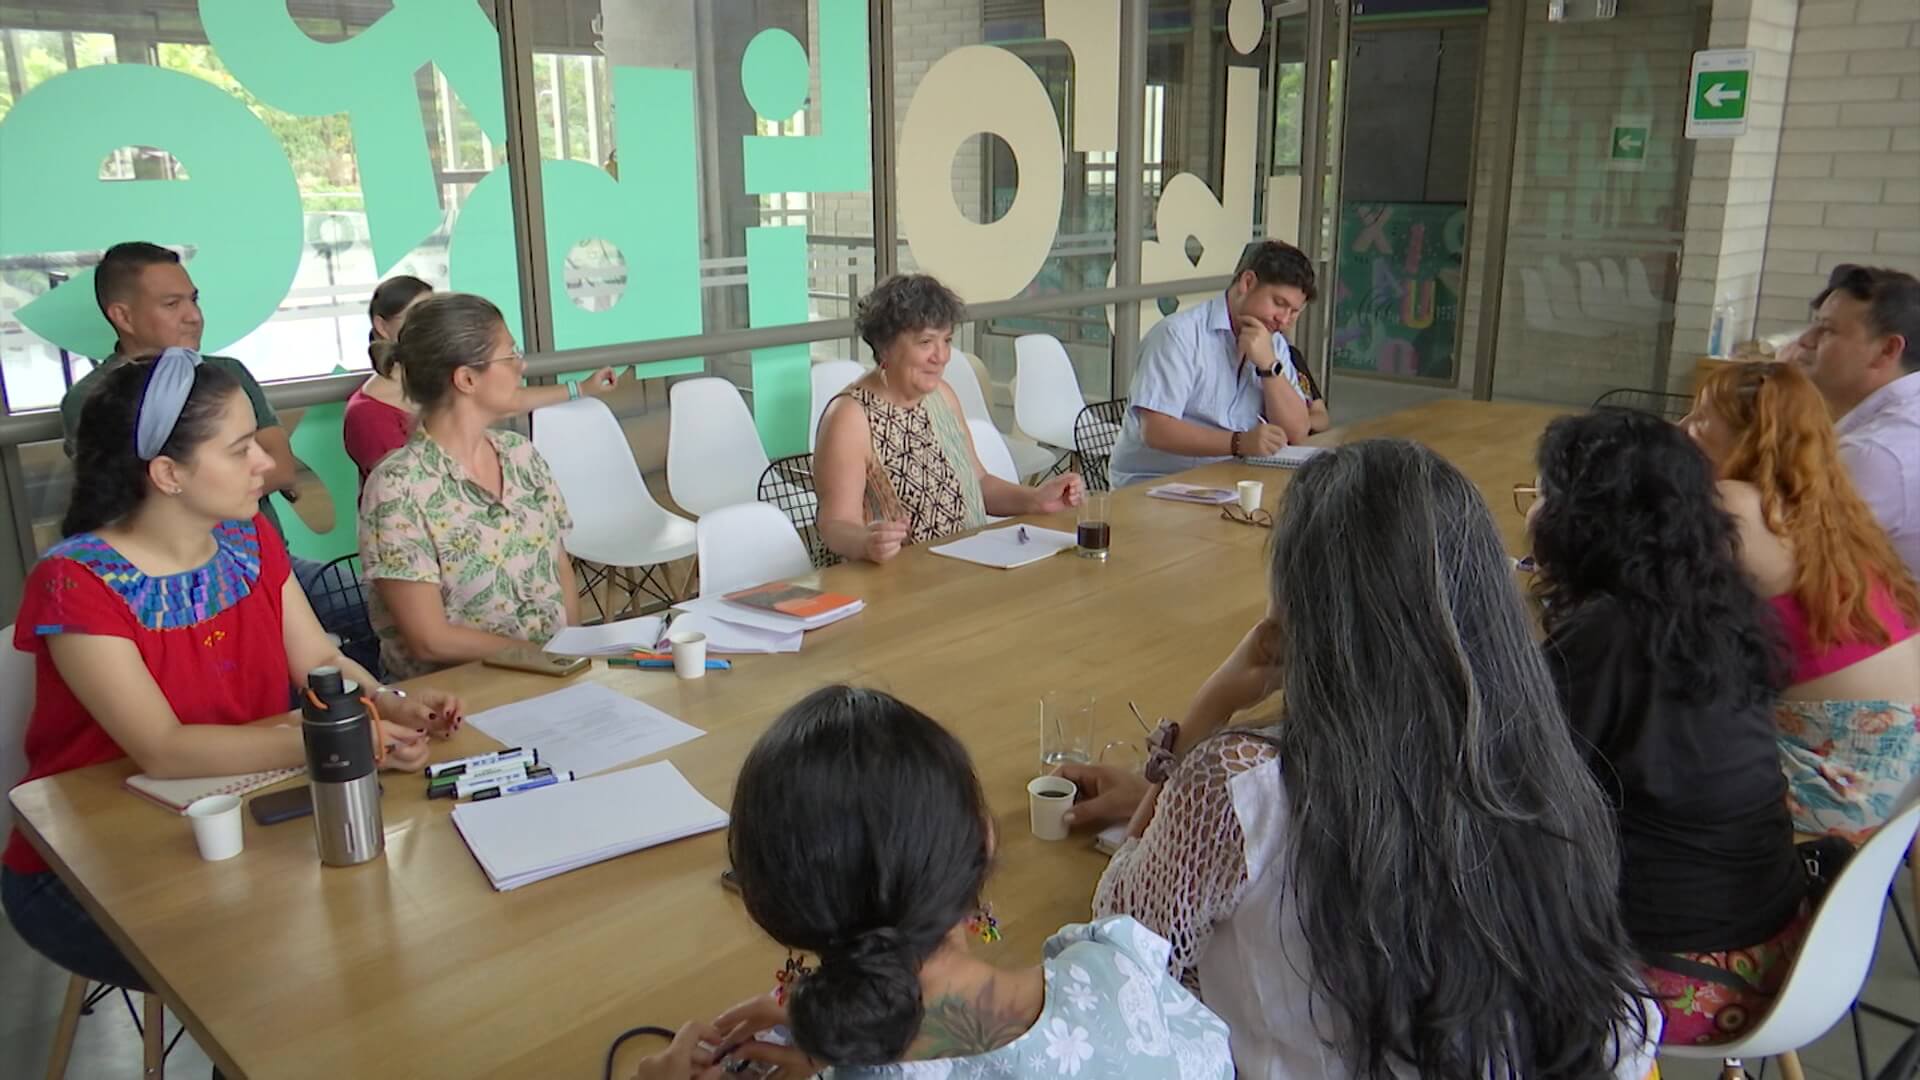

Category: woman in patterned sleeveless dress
[815, 275, 1085, 563]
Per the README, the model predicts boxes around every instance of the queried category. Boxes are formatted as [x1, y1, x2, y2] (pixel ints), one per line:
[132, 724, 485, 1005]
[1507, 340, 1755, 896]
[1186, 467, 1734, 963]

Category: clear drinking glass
[1039, 690, 1097, 768]
[1076, 490, 1111, 560]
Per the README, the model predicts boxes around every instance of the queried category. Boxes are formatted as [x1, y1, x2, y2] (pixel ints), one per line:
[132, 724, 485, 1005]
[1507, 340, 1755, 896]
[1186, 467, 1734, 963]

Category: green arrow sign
[1694, 70, 1748, 121]
[1611, 125, 1648, 161]
[1687, 49, 1755, 138]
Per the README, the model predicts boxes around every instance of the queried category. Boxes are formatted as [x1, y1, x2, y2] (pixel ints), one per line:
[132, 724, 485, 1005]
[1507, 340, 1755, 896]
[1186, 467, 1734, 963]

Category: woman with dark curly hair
[1528, 408, 1809, 1047]
[815, 274, 1085, 563]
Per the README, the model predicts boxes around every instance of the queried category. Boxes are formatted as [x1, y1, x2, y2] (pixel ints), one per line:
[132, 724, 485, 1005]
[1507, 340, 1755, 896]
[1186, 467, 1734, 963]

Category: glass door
[1327, 19, 1484, 403]
[1486, 0, 1706, 406]
[1261, 0, 1346, 390]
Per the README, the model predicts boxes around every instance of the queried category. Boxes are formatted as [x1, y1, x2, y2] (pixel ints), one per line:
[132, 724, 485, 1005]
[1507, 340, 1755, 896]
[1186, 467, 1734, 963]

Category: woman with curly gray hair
[814, 274, 1083, 563]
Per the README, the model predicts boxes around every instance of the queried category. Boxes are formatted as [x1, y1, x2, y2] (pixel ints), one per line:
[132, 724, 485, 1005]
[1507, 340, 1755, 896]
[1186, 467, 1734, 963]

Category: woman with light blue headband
[3, 349, 462, 998]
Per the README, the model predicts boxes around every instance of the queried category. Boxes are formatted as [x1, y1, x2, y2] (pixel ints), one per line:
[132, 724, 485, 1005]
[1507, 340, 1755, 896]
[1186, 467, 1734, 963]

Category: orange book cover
[723, 582, 859, 619]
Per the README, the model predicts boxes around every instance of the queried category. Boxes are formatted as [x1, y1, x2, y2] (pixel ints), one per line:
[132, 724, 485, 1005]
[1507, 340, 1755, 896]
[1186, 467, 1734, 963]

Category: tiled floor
[3, 873, 1912, 1078]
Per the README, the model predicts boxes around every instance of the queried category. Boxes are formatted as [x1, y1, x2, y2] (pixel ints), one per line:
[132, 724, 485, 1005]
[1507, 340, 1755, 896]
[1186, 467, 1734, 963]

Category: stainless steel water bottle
[301, 667, 384, 866]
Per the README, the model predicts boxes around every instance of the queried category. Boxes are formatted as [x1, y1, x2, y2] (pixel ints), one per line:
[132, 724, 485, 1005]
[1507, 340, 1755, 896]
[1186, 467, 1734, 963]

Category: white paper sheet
[466, 682, 704, 778]
[450, 761, 727, 890]
[662, 612, 802, 654]
[929, 525, 1078, 569]
[545, 616, 665, 656]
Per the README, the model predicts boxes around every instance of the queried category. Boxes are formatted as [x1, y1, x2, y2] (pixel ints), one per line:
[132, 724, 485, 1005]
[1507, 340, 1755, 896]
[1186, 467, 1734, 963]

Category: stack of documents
[1243, 445, 1328, 469]
[673, 593, 863, 635]
[929, 525, 1077, 569]
[450, 762, 727, 890]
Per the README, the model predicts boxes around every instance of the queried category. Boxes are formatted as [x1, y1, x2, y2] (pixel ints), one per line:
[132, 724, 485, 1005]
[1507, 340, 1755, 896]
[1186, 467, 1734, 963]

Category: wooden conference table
[11, 399, 1566, 1079]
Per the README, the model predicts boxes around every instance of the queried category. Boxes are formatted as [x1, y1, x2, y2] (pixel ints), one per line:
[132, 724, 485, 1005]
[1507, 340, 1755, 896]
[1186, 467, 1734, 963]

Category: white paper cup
[1028, 776, 1077, 841]
[1236, 480, 1264, 513]
[669, 631, 709, 680]
[185, 794, 244, 861]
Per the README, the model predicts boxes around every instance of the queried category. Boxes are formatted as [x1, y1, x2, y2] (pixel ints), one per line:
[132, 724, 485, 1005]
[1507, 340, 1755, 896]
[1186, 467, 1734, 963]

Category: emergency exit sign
[1687, 49, 1754, 138]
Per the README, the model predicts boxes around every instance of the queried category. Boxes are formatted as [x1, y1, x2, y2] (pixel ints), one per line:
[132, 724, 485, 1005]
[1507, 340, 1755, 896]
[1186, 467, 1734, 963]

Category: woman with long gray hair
[1059, 438, 1659, 1078]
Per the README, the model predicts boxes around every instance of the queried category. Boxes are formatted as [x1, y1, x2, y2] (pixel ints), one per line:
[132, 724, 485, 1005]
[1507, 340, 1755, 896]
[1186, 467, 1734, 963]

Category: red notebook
[722, 582, 863, 625]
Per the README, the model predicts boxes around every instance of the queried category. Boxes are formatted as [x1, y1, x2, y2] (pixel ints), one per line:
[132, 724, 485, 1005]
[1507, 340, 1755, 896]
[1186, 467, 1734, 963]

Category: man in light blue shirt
[1109, 241, 1327, 488]
[1800, 264, 1920, 582]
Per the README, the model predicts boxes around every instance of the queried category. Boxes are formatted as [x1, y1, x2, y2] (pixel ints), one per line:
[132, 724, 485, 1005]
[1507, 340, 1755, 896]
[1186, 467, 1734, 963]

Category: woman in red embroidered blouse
[4, 352, 460, 993]
[343, 274, 625, 491]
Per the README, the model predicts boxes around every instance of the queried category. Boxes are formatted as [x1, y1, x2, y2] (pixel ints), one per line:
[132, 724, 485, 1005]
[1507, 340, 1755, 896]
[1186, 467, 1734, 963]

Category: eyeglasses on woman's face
[1512, 483, 1540, 517]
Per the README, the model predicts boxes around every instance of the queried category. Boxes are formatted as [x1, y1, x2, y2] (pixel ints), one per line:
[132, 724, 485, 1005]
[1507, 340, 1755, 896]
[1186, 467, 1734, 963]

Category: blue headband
[134, 348, 204, 460]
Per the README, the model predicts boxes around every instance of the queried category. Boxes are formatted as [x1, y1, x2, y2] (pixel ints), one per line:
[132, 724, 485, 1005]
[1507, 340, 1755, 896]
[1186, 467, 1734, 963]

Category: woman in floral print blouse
[359, 293, 579, 678]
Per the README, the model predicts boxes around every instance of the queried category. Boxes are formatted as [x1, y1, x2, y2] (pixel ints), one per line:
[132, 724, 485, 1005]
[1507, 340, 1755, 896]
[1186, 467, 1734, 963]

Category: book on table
[1146, 483, 1239, 505]
[125, 767, 305, 813]
[721, 581, 864, 626]
[1243, 445, 1328, 469]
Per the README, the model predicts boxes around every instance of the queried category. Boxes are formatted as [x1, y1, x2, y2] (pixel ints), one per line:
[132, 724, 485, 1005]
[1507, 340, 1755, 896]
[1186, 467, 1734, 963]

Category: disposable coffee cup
[1236, 480, 1264, 513]
[1028, 776, 1077, 841]
[185, 794, 244, 861]
[670, 631, 709, 680]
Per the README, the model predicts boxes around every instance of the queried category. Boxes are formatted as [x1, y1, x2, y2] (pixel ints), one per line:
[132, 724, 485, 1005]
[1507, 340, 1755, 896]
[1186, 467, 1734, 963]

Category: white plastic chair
[532, 398, 698, 614]
[667, 378, 772, 517]
[694, 502, 815, 598]
[2, 627, 168, 1080]
[1013, 334, 1088, 451]
[1664, 796, 1920, 1075]
[808, 360, 865, 451]
[968, 418, 1020, 485]
[943, 348, 994, 426]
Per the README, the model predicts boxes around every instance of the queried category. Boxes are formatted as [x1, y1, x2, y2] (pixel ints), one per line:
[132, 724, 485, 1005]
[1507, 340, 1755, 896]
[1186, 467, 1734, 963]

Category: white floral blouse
[828, 917, 1234, 1080]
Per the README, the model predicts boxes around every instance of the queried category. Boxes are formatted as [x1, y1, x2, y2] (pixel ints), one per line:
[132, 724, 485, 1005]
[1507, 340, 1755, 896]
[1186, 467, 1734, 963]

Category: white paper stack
[1243, 445, 1328, 469]
[663, 612, 802, 654]
[450, 761, 728, 891]
[545, 616, 665, 656]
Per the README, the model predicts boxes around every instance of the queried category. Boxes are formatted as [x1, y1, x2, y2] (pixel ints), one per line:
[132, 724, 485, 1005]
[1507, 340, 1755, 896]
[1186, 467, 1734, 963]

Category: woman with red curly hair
[1685, 360, 1920, 836]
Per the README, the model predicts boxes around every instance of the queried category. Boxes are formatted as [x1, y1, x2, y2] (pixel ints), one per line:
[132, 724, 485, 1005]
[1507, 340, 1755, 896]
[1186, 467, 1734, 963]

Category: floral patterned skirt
[1775, 699, 1920, 840]
[1641, 907, 1812, 1045]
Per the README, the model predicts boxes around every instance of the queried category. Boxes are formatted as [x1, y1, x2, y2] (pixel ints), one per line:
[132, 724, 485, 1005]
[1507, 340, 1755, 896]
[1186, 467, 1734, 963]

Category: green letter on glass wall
[449, 67, 703, 373]
[200, 0, 507, 272]
[0, 64, 303, 360]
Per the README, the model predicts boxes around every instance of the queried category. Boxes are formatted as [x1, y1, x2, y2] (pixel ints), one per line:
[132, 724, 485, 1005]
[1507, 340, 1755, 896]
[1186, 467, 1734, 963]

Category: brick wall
[1752, 0, 1920, 337]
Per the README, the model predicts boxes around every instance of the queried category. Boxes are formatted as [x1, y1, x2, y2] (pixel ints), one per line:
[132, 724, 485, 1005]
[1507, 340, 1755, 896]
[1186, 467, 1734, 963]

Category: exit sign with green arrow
[1687, 48, 1755, 138]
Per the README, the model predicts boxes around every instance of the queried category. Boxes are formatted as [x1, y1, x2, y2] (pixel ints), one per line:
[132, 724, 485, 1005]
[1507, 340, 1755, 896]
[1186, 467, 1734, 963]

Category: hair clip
[1220, 505, 1274, 529]
[773, 953, 814, 1006]
[967, 906, 1002, 944]
[1144, 719, 1181, 783]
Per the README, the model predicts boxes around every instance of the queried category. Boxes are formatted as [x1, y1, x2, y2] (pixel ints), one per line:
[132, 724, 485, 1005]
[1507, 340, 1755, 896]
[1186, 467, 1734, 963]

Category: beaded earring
[966, 906, 1001, 944]
[773, 952, 814, 1006]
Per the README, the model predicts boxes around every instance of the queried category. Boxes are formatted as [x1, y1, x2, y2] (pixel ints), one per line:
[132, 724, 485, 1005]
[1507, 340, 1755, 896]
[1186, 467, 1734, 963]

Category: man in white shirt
[1800, 264, 1920, 582]
[1108, 241, 1330, 487]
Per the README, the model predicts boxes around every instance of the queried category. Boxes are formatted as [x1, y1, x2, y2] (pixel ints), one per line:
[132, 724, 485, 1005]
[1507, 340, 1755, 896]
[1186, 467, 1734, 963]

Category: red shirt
[5, 515, 293, 874]
[343, 385, 413, 490]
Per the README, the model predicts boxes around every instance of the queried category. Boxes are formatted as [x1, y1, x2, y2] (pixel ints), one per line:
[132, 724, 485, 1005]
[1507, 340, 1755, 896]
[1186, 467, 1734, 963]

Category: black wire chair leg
[1856, 1005, 1874, 1079]
[81, 981, 114, 1013]
[165, 1021, 187, 1059]
[121, 987, 141, 1032]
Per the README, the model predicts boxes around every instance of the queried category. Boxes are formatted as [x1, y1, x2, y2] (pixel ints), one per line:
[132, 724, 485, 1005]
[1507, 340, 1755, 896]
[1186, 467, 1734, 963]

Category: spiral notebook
[124, 767, 305, 813]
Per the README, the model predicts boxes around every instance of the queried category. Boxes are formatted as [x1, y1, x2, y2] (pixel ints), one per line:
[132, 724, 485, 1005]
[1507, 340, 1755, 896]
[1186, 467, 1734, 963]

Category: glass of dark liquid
[1077, 490, 1112, 560]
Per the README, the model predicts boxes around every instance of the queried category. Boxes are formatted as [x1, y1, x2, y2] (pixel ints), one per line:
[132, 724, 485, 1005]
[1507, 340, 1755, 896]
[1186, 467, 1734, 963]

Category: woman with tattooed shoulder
[706, 685, 1234, 1079]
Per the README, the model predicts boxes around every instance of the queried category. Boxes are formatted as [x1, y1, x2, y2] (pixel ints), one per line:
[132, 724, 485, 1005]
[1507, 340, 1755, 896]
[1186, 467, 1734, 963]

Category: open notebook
[450, 761, 727, 890]
[125, 767, 305, 813]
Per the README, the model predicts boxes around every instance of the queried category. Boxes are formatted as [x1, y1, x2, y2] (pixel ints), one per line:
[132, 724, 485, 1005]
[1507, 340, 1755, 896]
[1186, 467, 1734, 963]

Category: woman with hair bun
[712, 685, 1233, 1079]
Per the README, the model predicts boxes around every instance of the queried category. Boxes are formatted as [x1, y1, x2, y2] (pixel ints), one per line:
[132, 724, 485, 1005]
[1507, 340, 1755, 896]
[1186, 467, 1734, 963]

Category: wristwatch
[1253, 364, 1280, 379]
[1230, 430, 1244, 458]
